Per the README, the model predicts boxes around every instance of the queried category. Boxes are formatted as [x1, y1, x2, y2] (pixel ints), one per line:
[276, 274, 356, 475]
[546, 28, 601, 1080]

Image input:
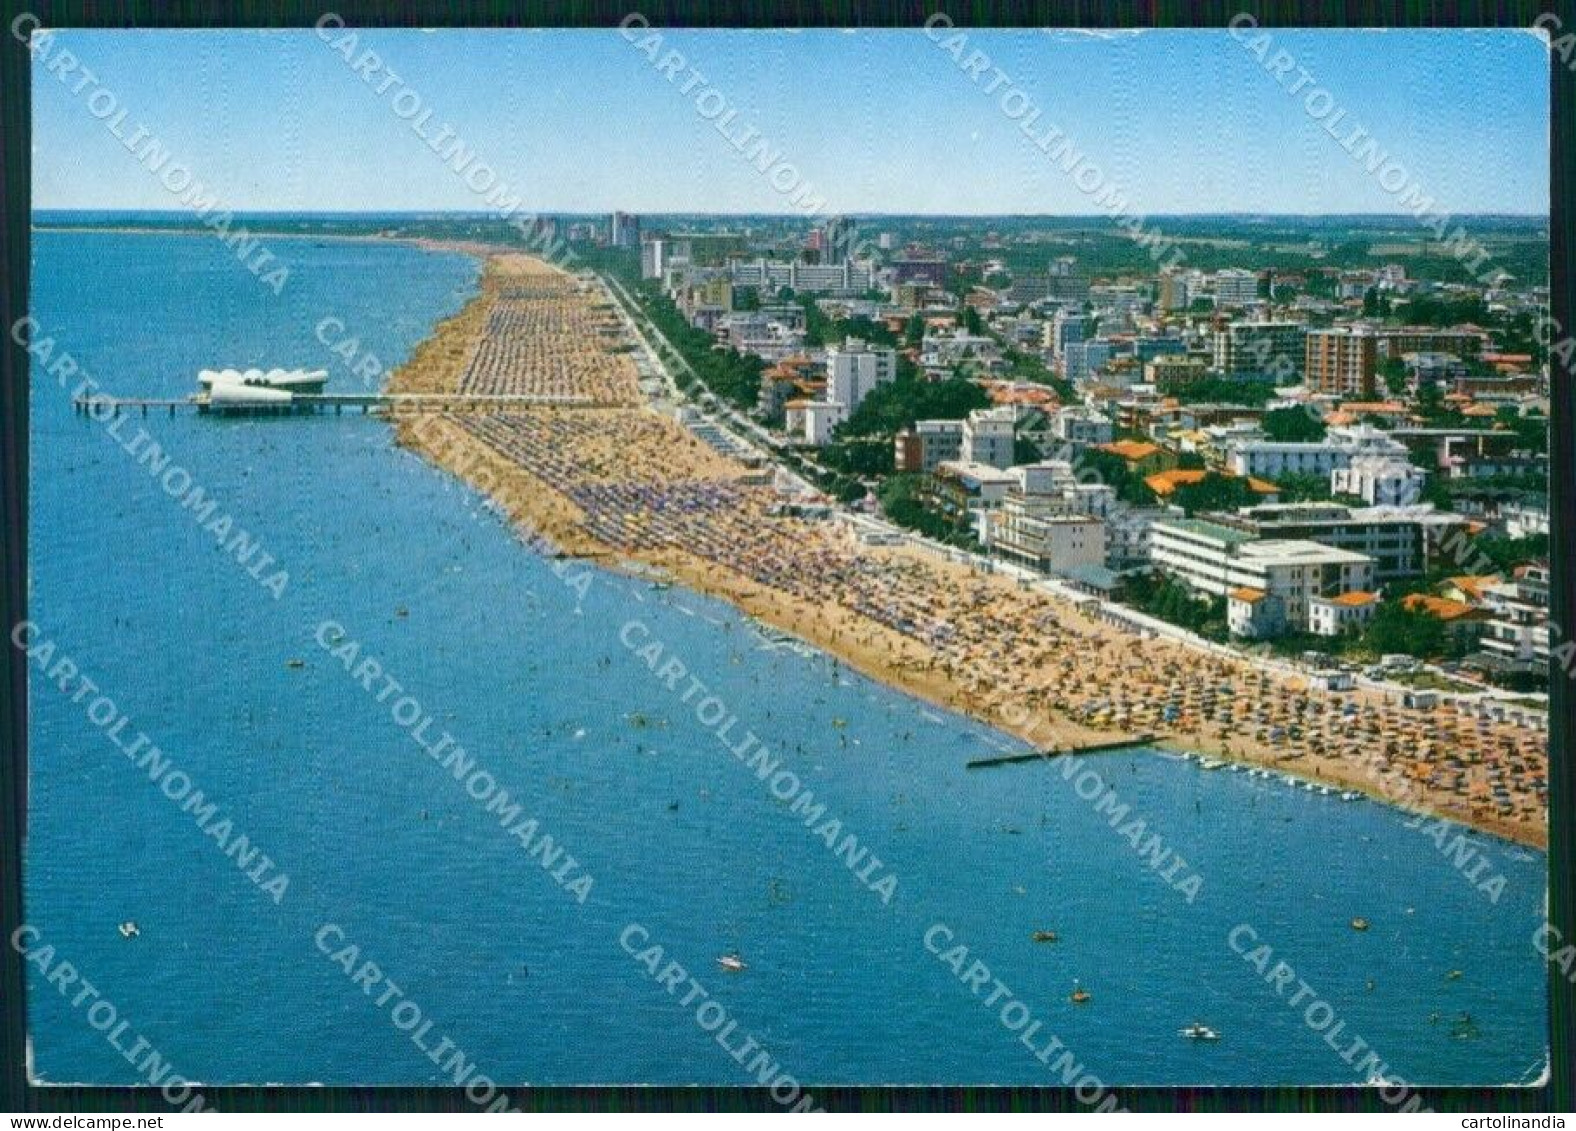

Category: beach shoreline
[384, 251, 1547, 851]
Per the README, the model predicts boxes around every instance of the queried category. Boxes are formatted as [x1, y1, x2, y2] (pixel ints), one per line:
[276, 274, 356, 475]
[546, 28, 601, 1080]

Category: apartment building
[894, 419, 965, 472]
[1479, 564, 1551, 668]
[1306, 327, 1379, 397]
[1213, 269, 1261, 308]
[962, 406, 1017, 469]
[1206, 501, 1469, 582]
[1212, 321, 1305, 380]
[1150, 518, 1375, 638]
[825, 337, 897, 413]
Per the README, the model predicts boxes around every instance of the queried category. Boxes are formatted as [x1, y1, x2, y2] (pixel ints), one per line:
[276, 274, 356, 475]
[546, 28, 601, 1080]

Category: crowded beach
[388, 254, 1547, 849]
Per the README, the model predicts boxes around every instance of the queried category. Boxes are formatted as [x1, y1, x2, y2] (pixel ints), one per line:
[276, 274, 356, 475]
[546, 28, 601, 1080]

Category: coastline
[383, 251, 1547, 851]
[31, 223, 507, 260]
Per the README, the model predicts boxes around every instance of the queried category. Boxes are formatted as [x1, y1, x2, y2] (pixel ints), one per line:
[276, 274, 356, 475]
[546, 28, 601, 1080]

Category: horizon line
[31, 208, 1552, 221]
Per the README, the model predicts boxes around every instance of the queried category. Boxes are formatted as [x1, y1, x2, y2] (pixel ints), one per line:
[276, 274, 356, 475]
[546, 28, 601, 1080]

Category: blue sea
[23, 228, 1548, 1088]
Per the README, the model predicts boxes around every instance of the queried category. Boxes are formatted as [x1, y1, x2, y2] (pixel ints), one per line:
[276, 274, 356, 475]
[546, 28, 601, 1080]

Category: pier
[965, 734, 1159, 769]
[72, 392, 625, 417]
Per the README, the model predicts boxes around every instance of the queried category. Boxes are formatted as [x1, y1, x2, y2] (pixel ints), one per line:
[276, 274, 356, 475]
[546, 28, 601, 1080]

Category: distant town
[542, 210, 1550, 698]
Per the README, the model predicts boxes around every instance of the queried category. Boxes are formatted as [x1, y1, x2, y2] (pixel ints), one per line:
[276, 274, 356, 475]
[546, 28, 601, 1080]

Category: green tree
[1173, 378, 1277, 406]
[838, 373, 989, 438]
[1171, 473, 1257, 516]
[820, 437, 895, 477]
[877, 474, 975, 548]
[1276, 472, 1335, 503]
[1262, 405, 1327, 443]
[1361, 601, 1448, 660]
[1378, 356, 1408, 396]
[1494, 406, 1548, 455]
[1082, 449, 1158, 507]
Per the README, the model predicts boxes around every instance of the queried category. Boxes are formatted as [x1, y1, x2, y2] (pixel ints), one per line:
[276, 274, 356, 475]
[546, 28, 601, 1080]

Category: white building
[962, 406, 1017, 469]
[986, 497, 1106, 576]
[1051, 406, 1115, 450]
[801, 401, 848, 446]
[1206, 500, 1466, 583]
[1331, 455, 1426, 506]
[1062, 339, 1113, 383]
[1213, 269, 1261, 308]
[922, 328, 1000, 372]
[1225, 440, 1349, 479]
[1501, 498, 1549, 540]
[1479, 565, 1551, 666]
[894, 419, 965, 472]
[1307, 591, 1381, 637]
[641, 238, 690, 281]
[1224, 423, 1408, 480]
[1150, 517, 1375, 637]
[728, 258, 876, 295]
[825, 337, 896, 412]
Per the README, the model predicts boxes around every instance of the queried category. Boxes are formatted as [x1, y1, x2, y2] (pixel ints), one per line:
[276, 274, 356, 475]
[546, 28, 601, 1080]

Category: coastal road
[597, 272, 830, 493]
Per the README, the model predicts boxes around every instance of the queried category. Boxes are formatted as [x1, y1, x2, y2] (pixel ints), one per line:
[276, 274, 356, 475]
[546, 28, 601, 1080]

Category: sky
[29, 27, 1551, 216]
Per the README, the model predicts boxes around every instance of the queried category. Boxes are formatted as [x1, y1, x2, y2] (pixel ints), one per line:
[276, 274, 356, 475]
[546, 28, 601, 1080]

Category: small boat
[1032, 930, 1059, 943]
[1340, 791, 1361, 801]
[1179, 1023, 1220, 1041]
[1351, 917, 1370, 931]
[1199, 759, 1225, 771]
[285, 658, 305, 669]
[1070, 981, 1091, 1004]
[717, 954, 746, 972]
[118, 921, 139, 939]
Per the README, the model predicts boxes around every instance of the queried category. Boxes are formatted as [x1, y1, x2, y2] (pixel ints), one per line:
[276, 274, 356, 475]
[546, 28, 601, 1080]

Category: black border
[1, 0, 1570, 1114]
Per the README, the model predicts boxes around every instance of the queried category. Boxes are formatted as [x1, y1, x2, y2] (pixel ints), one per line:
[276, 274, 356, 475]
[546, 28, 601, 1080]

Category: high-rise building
[609, 212, 641, 248]
[894, 419, 964, 472]
[1212, 322, 1306, 380]
[891, 258, 950, 287]
[822, 216, 856, 266]
[1213, 268, 1261, 308]
[825, 337, 896, 411]
[1158, 273, 1190, 311]
[1051, 309, 1085, 360]
[1062, 339, 1113, 383]
[962, 406, 1017, 469]
[1306, 327, 1379, 397]
[640, 238, 690, 280]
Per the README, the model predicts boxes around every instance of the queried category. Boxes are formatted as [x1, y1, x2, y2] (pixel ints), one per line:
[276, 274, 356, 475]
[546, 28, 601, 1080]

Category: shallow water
[24, 229, 1548, 1087]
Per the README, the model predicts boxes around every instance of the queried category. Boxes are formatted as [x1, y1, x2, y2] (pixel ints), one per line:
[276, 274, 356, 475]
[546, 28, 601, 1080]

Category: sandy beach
[386, 252, 1548, 849]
